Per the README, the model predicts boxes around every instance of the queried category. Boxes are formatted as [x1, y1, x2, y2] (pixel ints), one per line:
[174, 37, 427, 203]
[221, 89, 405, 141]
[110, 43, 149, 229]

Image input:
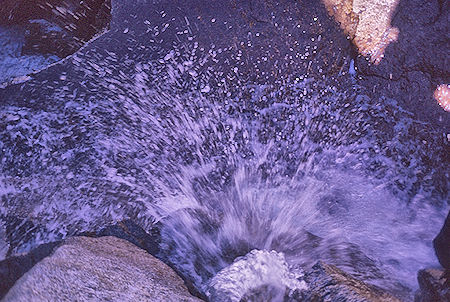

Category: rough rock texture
[414, 268, 450, 302]
[323, 0, 400, 64]
[2, 236, 202, 302]
[303, 261, 403, 302]
[322, 0, 449, 128]
[355, 0, 450, 128]
[322, 0, 360, 38]
[0, 219, 160, 299]
[0, 241, 61, 300]
[433, 211, 450, 269]
[206, 250, 307, 302]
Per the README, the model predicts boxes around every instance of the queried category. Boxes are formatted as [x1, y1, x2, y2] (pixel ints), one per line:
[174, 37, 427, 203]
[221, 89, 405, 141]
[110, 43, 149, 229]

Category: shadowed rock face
[353, 0, 449, 127]
[2, 236, 202, 302]
[0, 0, 111, 58]
[322, 0, 449, 128]
[433, 211, 450, 269]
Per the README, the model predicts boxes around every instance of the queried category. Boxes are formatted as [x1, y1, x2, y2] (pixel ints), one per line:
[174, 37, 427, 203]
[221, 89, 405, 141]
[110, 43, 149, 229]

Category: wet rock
[355, 0, 449, 128]
[0, 241, 61, 300]
[433, 211, 450, 269]
[322, 0, 449, 128]
[0, 0, 111, 58]
[303, 261, 403, 302]
[414, 268, 450, 302]
[206, 250, 307, 302]
[22, 19, 80, 57]
[323, 0, 399, 64]
[92, 219, 161, 256]
[2, 236, 203, 302]
[0, 1, 40, 25]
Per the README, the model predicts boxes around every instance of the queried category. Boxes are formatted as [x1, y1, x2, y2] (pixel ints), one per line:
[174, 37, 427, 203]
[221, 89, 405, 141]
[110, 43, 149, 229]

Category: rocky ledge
[0, 0, 111, 84]
[1, 236, 202, 302]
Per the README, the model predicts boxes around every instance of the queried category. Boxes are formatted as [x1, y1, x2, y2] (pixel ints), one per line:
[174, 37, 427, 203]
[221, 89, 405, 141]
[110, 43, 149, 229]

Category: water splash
[206, 249, 307, 301]
[0, 34, 448, 301]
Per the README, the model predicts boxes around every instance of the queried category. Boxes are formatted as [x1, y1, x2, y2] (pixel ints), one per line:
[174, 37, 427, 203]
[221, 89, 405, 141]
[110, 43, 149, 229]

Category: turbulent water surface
[0, 1, 448, 301]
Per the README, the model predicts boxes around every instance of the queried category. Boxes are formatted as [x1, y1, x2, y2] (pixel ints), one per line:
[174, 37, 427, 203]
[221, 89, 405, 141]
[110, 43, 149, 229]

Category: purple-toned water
[0, 6, 448, 301]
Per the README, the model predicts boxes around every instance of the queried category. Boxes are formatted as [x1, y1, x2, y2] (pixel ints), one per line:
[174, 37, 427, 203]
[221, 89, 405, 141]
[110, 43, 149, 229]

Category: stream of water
[0, 28, 448, 301]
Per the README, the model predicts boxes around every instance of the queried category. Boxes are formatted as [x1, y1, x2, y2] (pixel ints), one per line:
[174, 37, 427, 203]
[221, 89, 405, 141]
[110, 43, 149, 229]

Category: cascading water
[0, 8, 448, 302]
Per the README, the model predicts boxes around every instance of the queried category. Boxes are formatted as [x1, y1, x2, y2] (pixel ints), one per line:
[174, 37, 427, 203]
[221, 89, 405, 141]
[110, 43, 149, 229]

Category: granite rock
[2, 236, 202, 302]
[414, 268, 450, 302]
[303, 261, 403, 302]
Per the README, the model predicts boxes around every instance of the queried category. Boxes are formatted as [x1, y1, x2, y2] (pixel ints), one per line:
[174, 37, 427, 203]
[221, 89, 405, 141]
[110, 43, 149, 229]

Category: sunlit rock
[206, 249, 307, 302]
[0, 220, 161, 299]
[323, 0, 399, 64]
[434, 85, 450, 112]
[322, 0, 359, 37]
[2, 236, 202, 302]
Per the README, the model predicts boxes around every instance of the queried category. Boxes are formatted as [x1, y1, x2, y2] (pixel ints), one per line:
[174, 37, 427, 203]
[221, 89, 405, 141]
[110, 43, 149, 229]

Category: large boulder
[303, 261, 403, 302]
[414, 268, 450, 302]
[0, 219, 161, 300]
[2, 236, 202, 302]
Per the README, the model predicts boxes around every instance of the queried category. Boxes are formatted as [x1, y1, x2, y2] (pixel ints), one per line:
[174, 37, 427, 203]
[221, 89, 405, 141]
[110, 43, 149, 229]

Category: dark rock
[0, 1, 42, 25]
[0, 0, 111, 58]
[22, 19, 80, 57]
[0, 241, 61, 300]
[303, 261, 403, 302]
[415, 268, 450, 302]
[355, 0, 450, 129]
[433, 211, 450, 269]
[94, 219, 161, 256]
